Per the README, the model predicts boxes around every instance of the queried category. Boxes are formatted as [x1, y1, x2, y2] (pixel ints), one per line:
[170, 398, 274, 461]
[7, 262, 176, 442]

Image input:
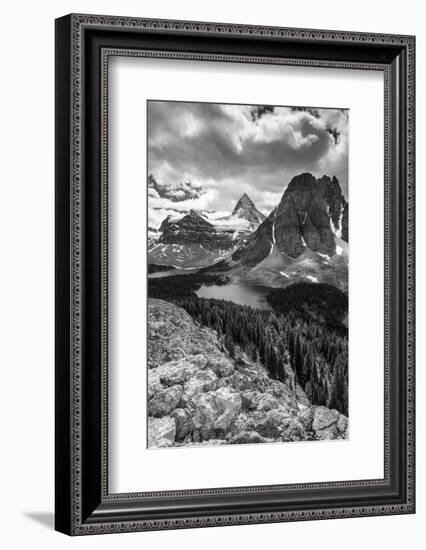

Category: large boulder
[171, 408, 194, 441]
[312, 406, 348, 439]
[147, 299, 220, 369]
[147, 299, 348, 447]
[192, 387, 242, 441]
[148, 416, 176, 448]
[253, 409, 293, 439]
[230, 431, 272, 444]
[232, 408, 291, 440]
[280, 417, 307, 441]
[192, 392, 217, 441]
[147, 369, 162, 400]
[213, 387, 242, 437]
[154, 359, 198, 387]
[256, 394, 282, 412]
[207, 356, 235, 378]
[241, 390, 263, 411]
[180, 369, 219, 407]
[149, 385, 182, 417]
[298, 404, 314, 432]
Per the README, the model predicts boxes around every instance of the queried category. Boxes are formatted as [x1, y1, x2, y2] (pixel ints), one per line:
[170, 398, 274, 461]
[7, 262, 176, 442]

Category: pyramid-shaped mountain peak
[232, 193, 265, 224]
[240, 192, 253, 203]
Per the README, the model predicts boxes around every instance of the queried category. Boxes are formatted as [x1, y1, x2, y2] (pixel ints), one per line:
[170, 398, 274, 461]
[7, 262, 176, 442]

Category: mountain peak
[286, 172, 317, 193]
[232, 193, 265, 225]
[180, 210, 213, 228]
[233, 172, 343, 267]
[239, 192, 254, 203]
[188, 209, 203, 218]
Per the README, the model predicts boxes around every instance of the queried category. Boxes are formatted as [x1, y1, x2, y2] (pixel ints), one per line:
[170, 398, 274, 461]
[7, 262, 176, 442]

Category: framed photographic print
[55, 14, 415, 535]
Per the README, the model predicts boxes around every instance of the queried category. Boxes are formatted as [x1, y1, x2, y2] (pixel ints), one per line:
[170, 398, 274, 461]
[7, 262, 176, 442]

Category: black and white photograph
[48, 7, 417, 540]
[147, 100, 349, 448]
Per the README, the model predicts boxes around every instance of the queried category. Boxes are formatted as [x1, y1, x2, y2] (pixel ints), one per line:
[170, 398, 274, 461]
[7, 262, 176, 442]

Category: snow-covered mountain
[148, 174, 348, 289]
[231, 193, 266, 226]
[148, 196, 266, 268]
[205, 173, 349, 290]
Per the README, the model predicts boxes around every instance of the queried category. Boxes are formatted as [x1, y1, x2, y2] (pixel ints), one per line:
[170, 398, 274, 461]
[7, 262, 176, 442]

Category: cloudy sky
[147, 101, 348, 229]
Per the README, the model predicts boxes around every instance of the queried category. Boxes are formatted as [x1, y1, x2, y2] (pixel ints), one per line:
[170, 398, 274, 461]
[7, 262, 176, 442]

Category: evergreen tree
[149, 286, 348, 416]
[225, 334, 235, 358]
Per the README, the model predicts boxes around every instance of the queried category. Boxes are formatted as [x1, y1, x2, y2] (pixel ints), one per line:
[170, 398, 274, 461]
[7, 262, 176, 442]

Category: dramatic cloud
[148, 174, 205, 202]
[147, 101, 348, 228]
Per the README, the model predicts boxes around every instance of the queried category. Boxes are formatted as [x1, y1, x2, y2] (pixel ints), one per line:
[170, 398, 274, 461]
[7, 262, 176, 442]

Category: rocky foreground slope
[147, 299, 348, 448]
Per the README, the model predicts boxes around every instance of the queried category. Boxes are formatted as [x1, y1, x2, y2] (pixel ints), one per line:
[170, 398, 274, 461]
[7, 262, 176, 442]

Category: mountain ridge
[148, 173, 348, 289]
[212, 173, 349, 289]
[148, 194, 266, 268]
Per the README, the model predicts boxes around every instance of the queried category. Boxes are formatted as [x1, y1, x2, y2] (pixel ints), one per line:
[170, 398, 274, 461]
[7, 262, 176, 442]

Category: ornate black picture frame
[55, 14, 415, 535]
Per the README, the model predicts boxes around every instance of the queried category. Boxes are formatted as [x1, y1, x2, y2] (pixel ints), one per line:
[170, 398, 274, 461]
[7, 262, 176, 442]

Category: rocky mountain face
[341, 203, 349, 243]
[274, 173, 336, 257]
[232, 193, 265, 225]
[232, 215, 275, 267]
[148, 298, 348, 448]
[228, 173, 349, 289]
[235, 173, 346, 263]
[148, 175, 348, 284]
[160, 210, 231, 250]
[148, 195, 265, 268]
[148, 210, 235, 269]
[317, 175, 348, 237]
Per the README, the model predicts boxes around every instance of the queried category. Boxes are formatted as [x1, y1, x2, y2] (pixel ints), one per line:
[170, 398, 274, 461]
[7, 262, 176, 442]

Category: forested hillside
[267, 282, 348, 332]
[149, 271, 348, 416]
[147, 299, 348, 448]
[175, 297, 348, 416]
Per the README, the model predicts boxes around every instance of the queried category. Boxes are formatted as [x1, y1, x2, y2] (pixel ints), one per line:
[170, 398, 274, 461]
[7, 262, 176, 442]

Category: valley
[147, 171, 349, 447]
[148, 172, 349, 290]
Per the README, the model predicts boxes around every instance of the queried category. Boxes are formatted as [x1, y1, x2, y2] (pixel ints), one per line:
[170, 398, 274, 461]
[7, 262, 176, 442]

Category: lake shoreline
[196, 282, 273, 311]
